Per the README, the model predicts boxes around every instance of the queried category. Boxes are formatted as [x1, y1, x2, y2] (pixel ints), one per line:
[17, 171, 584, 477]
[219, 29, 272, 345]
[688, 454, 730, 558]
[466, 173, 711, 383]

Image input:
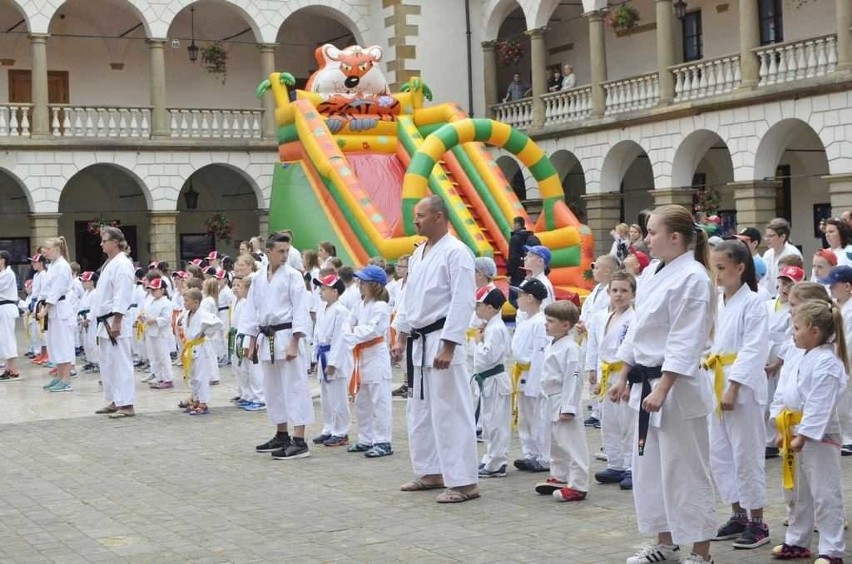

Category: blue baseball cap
[354, 265, 387, 286]
[752, 256, 767, 280]
[820, 265, 852, 286]
[523, 245, 552, 267]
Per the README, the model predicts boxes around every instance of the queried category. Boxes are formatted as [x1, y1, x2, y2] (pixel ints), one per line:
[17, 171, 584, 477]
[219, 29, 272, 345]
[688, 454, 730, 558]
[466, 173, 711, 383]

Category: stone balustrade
[50, 106, 151, 138]
[672, 55, 741, 102]
[167, 108, 263, 139]
[490, 98, 534, 130]
[542, 86, 592, 126]
[0, 105, 32, 136]
[755, 34, 837, 86]
[603, 73, 660, 115]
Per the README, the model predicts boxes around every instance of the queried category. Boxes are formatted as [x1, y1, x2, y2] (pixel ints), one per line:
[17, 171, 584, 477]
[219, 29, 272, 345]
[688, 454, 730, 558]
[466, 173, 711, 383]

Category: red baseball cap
[79, 271, 96, 282]
[628, 247, 650, 270]
[146, 277, 165, 290]
[475, 286, 506, 310]
[815, 248, 838, 267]
[207, 251, 219, 260]
[190, 258, 203, 266]
[314, 274, 345, 294]
[214, 269, 227, 280]
[172, 270, 189, 280]
[28, 253, 44, 262]
[777, 266, 805, 283]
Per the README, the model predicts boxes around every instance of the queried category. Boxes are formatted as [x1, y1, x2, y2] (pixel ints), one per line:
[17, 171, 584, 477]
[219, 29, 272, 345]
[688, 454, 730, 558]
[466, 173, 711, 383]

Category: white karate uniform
[708, 284, 770, 510]
[585, 307, 635, 472]
[287, 246, 304, 272]
[145, 296, 174, 384]
[770, 344, 847, 559]
[616, 251, 717, 546]
[240, 264, 314, 427]
[41, 256, 75, 365]
[766, 298, 791, 445]
[68, 277, 84, 348]
[0, 267, 19, 361]
[78, 289, 98, 365]
[760, 242, 803, 298]
[837, 298, 852, 445]
[831, 244, 852, 267]
[200, 296, 222, 383]
[129, 284, 147, 362]
[512, 311, 550, 465]
[314, 300, 351, 437]
[541, 335, 589, 491]
[514, 271, 555, 324]
[22, 294, 40, 354]
[473, 314, 511, 472]
[340, 284, 361, 312]
[183, 306, 222, 403]
[395, 233, 478, 488]
[580, 282, 611, 420]
[216, 285, 236, 360]
[95, 253, 136, 407]
[346, 299, 392, 446]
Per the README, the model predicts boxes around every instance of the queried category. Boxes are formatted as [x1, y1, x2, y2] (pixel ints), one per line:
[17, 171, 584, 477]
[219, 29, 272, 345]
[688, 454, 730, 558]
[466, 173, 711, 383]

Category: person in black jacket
[508, 217, 541, 288]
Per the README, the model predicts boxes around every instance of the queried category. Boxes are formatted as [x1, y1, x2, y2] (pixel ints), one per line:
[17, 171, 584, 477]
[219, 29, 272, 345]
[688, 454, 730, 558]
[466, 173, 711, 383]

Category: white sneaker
[626, 544, 680, 564]
[680, 554, 713, 564]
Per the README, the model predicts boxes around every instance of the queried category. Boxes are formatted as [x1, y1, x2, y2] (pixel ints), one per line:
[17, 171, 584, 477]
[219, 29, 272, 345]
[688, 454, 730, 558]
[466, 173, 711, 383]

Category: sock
[734, 509, 748, 521]
[293, 437, 306, 446]
[276, 431, 290, 441]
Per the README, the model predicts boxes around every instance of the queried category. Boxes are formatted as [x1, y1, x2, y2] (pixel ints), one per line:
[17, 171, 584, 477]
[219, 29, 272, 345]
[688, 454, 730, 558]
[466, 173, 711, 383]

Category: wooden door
[8, 70, 69, 104]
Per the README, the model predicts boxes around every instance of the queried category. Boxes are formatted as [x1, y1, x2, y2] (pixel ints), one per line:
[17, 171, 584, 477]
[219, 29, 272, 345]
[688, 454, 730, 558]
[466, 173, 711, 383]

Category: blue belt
[317, 343, 331, 382]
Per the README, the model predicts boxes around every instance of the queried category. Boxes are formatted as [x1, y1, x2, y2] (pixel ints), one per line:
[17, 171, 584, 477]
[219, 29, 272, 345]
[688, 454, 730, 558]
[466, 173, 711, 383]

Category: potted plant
[201, 42, 228, 83]
[606, 3, 640, 33]
[205, 212, 233, 242]
[496, 39, 524, 66]
[86, 216, 121, 237]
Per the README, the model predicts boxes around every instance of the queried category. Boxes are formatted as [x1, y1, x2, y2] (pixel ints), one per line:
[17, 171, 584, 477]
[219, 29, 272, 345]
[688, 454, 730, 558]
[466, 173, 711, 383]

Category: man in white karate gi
[94, 227, 137, 419]
[392, 196, 479, 503]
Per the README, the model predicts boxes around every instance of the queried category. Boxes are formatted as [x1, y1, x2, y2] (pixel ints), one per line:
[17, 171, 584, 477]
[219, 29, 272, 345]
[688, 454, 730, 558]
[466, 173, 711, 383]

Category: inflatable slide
[258, 44, 594, 298]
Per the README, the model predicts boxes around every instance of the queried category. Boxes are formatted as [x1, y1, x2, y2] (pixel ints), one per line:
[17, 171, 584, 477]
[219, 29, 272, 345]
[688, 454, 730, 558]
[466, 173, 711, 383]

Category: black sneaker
[583, 416, 600, 427]
[713, 516, 748, 541]
[765, 446, 780, 459]
[732, 522, 770, 549]
[513, 458, 532, 471]
[312, 433, 331, 445]
[271, 441, 310, 460]
[255, 434, 290, 453]
[841, 444, 852, 457]
[391, 383, 409, 397]
[527, 460, 550, 473]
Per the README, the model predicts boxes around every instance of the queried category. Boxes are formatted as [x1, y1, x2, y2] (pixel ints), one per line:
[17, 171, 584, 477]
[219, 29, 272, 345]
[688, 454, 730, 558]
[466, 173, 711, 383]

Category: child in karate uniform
[534, 300, 589, 502]
[216, 270, 236, 366]
[22, 280, 40, 359]
[820, 264, 852, 455]
[579, 255, 616, 428]
[706, 240, 770, 549]
[345, 265, 393, 458]
[232, 277, 265, 411]
[201, 278, 222, 386]
[311, 274, 351, 447]
[143, 277, 175, 389]
[180, 288, 223, 415]
[78, 272, 99, 373]
[770, 300, 848, 564]
[472, 286, 511, 478]
[587, 271, 636, 490]
[511, 278, 551, 473]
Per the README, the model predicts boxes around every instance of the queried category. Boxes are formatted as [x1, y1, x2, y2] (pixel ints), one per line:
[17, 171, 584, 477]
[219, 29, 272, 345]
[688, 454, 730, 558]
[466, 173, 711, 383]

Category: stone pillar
[837, 0, 852, 72]
[587, 11, 608, 118]
[527, 28, 547, 128]
[651, 187, 695, 207]
[482, 41, 499, 110]
[259, 44, 277, 139]
[824, 174, 852, 217]
[655, 0, 676, 104]
[728, 180, 779, 229]
[148, 40, 170, 138]
[30, 34, 50, 136]
[582, 192, 623, 257]
[739, 0, 760, 88]
[149, 211, 179, 266]
[257, 209, 270, 239]
[30, 213, 60, 252]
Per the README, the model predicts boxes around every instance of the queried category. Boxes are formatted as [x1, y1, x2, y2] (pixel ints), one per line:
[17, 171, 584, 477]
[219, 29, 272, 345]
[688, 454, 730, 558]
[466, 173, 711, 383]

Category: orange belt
[389, 312, 397, 348]
[350, 336, 385, 397]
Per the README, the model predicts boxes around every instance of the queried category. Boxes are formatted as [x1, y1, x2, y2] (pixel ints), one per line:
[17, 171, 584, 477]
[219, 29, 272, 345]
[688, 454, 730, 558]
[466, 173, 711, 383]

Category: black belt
[128, 303, 137, 310]
[256, 322, 293, 363]
[405, 317, 446, 399]
[472, 363, 506, 423]
[78, 308, 90, 318]
[36, 298, 62, 331]
[218, 306, 230, 312]
[628, 364, 662, 456]
[96, 313, 117, 345]
[0, 300, 15, 306]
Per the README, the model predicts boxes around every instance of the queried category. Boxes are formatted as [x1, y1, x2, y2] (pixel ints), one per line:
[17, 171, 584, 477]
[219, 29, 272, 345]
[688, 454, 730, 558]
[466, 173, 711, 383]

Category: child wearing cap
[812, 248, 838, 288]
[311, 274, 352, 447]
[231, 277, 266, 411]
[472, 286, 511, 478]
[22, 280, 40, 360]
[468, 257, 498, 431]
[516, 245, 555, 324]
[144, 277, 175, 390]
[28, 254, 48, 365]
[344, 265, 394, 458]
[78, 272, 99, 373]
[130, 268, 148, 371]
[137, 273, 157, 383]
[511, 277, 551, 473]
[624, 247, 650, 277]
[821, 265, 852, 455]
[534, 300, 589, 502]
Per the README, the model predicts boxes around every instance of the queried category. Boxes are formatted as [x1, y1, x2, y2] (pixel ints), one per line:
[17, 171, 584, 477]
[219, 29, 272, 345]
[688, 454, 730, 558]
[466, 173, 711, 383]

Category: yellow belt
[599, 360, 624, 399]
[775, 407, 803, 490]
[465, 328, 478, 341]
[702, 353, 737, 415]
[135, 320, 146, 341]
[181, 337, 206, 383]
[511, 362, 531, 430]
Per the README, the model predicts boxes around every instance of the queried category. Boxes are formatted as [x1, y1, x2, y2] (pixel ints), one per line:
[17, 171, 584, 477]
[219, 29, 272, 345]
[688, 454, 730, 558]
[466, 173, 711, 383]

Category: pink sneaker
[552, 487, 587, 502]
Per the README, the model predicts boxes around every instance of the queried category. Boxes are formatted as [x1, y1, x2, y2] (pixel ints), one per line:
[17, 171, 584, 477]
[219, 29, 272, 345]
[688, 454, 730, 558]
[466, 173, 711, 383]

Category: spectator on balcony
[503, 73, 531, 102]
[561, 65, 576, 91]
[548, 68, 563, 93]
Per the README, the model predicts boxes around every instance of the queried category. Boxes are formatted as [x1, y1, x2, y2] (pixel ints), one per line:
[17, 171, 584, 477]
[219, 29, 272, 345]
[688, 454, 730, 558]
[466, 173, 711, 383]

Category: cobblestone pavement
[1, 351, 850, 563]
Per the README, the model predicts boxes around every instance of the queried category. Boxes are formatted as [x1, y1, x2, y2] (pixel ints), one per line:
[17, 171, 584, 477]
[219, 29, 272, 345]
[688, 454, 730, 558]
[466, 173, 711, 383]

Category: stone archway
[0, 168, 34, 279]
[496, 154, 525, 200]
[672, 129, 735, 233]
[600, 140, 655, 224]
[551, 149, 586, 222]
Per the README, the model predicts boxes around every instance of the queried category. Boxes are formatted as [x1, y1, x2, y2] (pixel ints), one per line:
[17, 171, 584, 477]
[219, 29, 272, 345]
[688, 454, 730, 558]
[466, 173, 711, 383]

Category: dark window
[682, 11, 703, 62]
[775, 164, 792, 222]
[758, 0, 783, 45]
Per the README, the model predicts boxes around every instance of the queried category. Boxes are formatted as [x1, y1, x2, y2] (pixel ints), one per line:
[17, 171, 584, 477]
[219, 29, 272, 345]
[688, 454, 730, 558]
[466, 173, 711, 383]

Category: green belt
[472, 363, 506, 423]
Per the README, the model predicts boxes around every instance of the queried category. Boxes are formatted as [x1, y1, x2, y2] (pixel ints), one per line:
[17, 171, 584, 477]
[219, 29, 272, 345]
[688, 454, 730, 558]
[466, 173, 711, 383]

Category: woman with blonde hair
[40, 236, 76, 392]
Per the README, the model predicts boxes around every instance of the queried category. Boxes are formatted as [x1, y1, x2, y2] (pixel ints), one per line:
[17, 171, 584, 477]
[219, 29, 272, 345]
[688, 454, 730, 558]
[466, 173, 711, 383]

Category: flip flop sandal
[95, 406, 117, 414]
[188, 406, 209, 416]
[178, 400, 194, 409]
[108, 411, 135, 419]
[400, 479, 446, 492]
[436, 489, 480, 504]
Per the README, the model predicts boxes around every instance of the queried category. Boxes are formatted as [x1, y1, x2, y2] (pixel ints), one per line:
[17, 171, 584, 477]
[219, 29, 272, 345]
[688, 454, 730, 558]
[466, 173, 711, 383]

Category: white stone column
[258, 209, 270, 239]
[259, 44, 277, 140]
[30, 34, 50, 136]
[739, 0, 760, 88]
[528, 28, 547, 128]
[651, 187, 694, 208]
[587, 11, 608, 118]
[30, 213, 60, 252]
[825, 174, 852, 217]
[582, 193, 623, 256]
[729, 180, 778, 229]
[148, 40, 170, 138]
[149, 211, 179, 266]
[482, 41, 499, 109]
[837, 0, 852, 72]
[656, 0, 675, 104]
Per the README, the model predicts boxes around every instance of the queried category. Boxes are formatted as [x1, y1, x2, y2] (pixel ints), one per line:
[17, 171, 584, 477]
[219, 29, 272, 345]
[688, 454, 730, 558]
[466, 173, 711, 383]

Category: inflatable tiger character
[308, 44, 390, 96]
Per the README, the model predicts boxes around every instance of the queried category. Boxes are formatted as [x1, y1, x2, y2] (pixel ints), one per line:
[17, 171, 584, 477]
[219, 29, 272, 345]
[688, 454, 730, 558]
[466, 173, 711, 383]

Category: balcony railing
[0, 104, 32, 136]
[168, 108, 263, 139]
[50, 106, 151, 138]
[603, 73, 659, 115]
[672, 55, 741, 102]
[491, 97, 533, 130]
[542, 86, 592, 125]
[755, 34, 837, 86]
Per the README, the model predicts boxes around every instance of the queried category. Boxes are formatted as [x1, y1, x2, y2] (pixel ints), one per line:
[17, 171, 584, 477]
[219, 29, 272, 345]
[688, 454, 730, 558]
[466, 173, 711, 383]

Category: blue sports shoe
[241, 402, 266, 412]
